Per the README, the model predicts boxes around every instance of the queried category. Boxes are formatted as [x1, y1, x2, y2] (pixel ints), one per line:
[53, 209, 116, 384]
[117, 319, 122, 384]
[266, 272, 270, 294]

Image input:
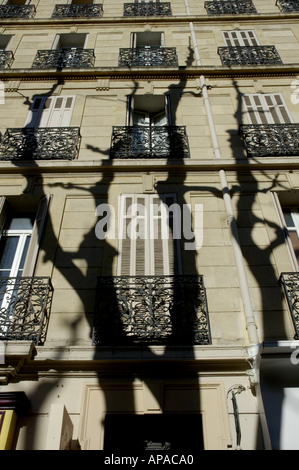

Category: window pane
[18, 236, 31, 275]
[8, 215, 34, 230]
[0, 236, 19, 271]
[283, 209, 295, 228]
[289, 231, 299, 265]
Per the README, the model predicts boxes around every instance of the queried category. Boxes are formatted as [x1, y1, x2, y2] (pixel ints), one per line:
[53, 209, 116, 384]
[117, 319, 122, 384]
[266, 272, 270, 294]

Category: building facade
[0, 0, 299, 451]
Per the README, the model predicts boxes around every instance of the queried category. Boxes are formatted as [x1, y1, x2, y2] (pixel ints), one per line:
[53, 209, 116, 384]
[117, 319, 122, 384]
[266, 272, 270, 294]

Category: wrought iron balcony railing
[123, 2, 172, 16]
[32, 49, 95, 69]
[205, 0, 257, 14]
[0, 277, 53, 345]
[110, 126, 190, 159]
[93, 275, 211, 346]
[276, 0, 299, 11]
[0, 4, 36, 18]
[0, 127, 81, 161]
[52, 3, 103, 18]
[218, 45, 282, 66]
[119, 46, 178, 67]
[0, 51, 14, 69]
[280, 273, 299, 339]
[239, 124, 299, 158]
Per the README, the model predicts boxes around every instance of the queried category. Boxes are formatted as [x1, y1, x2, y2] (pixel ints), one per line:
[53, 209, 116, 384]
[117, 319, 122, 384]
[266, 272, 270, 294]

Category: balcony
[239, 124, 299, 158]
[118, 46, 178, 67]
[110, 126, 189, 159]
[51, 3, 103, 18]
[276, 0, 299, 11]
[218, 45, 282, 66]
[123, 2, 172, 16]
[280, 273, 299, 338]
[0, 4, 35, 18]
[93, 275, 211, 346]
[0, 51, 14, 69]
[0, 277, 53, 345]
[204, 0, 257, 14]
[32, 48, 95, 69]
[0, 127, 81, 161]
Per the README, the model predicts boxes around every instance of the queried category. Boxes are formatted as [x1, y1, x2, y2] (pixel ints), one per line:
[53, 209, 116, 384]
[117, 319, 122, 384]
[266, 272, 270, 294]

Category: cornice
[0, 157, 298, 176]
[1, 12, 299, 27]
[1, 64, 299, 83]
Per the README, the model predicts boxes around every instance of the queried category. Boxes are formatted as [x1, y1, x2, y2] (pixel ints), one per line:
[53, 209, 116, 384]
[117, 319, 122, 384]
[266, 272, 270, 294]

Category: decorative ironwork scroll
[52, 4, 103, 18]
[110, 126, 189, 159]
[0, 127, 81, 161]
[32, 49, 95, 69]
[123, 2, 172, 16]
[119, 47, 178, 67]
[280, 273, 299, 339]
[0, 51, 14, 69]
[93, 275, 211, 346]
[204, 0, 257, 14]
[239, 124, 299, 158]
[276, 0, 299, 12]
[0, 4, 36, 18]
[0, 277, 53, 345]
[218, 45, 282, 66]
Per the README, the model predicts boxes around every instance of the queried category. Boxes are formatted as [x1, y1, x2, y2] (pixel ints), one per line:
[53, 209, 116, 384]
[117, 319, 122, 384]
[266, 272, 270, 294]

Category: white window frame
[0, 35, 14, 51]
[222, 30, 259, 47]
[0, 195, 50, 278]
[24, 95, 76, 128]
[117, 193, 182, 276]
[0, 195, 50, 320]
[52, 33, 89, 51]
[130, 32, 165, 48]
[272, 192, 299, 272]
[242, 93, 294, 125]
[67, 0, 97, 4]
[2, 0, 31, 5]
[0, 229, 32, 279]
[134, 0, 161, 3]
[126, 94, 171, 126]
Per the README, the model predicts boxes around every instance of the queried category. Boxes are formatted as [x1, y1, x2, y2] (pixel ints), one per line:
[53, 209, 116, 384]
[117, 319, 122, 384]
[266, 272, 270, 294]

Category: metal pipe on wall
[183, 0, 259, 344]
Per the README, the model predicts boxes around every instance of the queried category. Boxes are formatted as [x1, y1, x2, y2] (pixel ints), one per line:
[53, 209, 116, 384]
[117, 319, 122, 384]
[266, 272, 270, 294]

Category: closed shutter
[22, 195, 51, 277]
[222, 30, 259, 47]
[243, 93, 293, 125]
[25, 96, 75, 128]
[117, 194, 182, 276]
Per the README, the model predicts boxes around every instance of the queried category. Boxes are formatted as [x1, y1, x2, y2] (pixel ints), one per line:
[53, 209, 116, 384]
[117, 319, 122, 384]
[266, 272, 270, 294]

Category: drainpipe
[183, 0, 259, 344]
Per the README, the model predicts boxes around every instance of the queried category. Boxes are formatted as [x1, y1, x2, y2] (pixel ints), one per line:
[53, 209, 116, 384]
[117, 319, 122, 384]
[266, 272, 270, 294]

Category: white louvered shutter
[118, 194, 182, 276]
[222, 30, 259, 47]
[25, 96, 75, 128]
[243, 93, 293, 125]
[23, 195, 51, 276]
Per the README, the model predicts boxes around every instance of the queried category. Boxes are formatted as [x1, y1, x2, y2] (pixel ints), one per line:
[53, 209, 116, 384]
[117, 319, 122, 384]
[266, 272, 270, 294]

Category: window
[0, 196, 50, 334]
[0, 35, 13, 51]
[127, 94, 171, 126]
[0, 196, 50, 278]
[52, 33, 89, 51]
[282, 207, 299, 266]
[24, 95, 76, 128]
[69, 0, 96, 4]
[131, 31, 165, 48]
[133, 0, 163, 3]
[242, 93, 293, 125]
[1, 0, 30, 5]
[117, 193, 182, 276]
[0, 213, 34, 279]
[131, 32, 165, 66]
[125, 94, 172, 156]
[222, 30, 259, 46]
